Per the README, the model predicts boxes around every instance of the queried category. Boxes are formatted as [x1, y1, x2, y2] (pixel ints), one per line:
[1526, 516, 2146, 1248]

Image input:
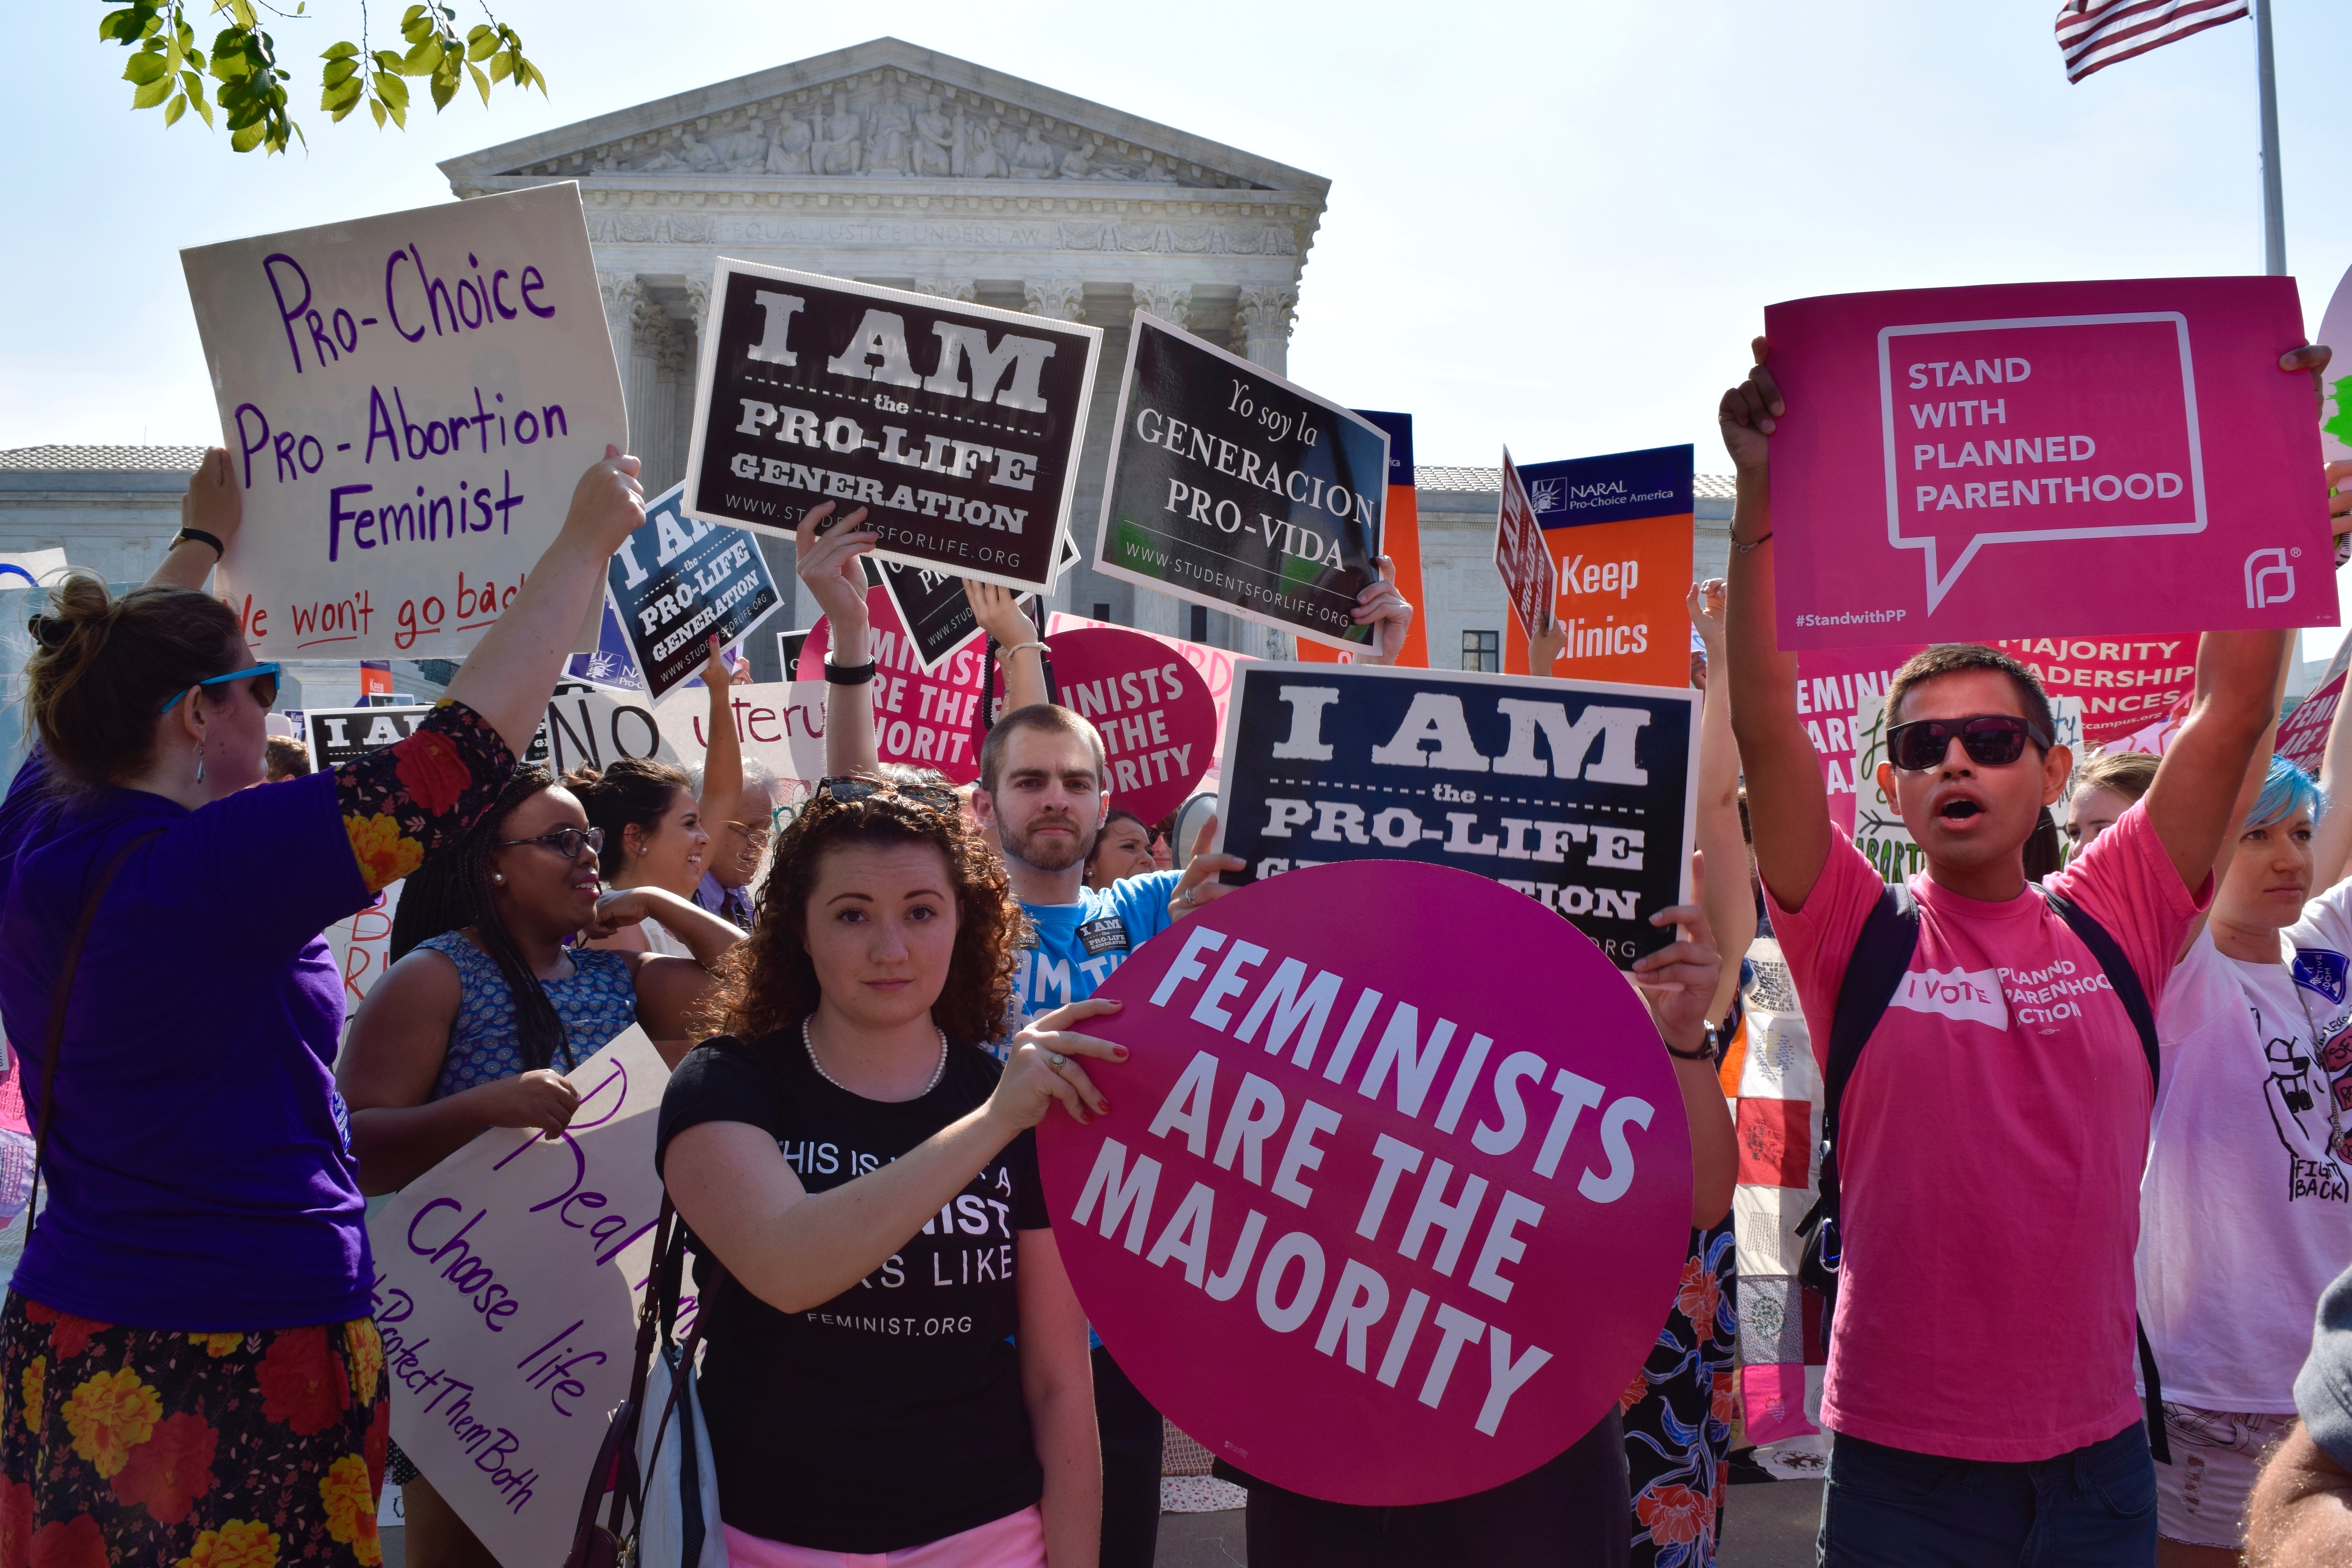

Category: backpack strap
[1812, 882, 1920, 1212]
[2035, 883, 2172, 1466]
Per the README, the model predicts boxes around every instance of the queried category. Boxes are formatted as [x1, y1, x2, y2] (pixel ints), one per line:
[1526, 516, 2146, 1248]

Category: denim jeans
[1818, 1421, 2157, 1566]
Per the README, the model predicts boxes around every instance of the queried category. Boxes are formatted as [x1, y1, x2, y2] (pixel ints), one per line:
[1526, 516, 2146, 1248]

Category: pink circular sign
[1038, 860, 1691, 1505]
[1042, 627, 1219, 822]
[798, 586, 987, 783]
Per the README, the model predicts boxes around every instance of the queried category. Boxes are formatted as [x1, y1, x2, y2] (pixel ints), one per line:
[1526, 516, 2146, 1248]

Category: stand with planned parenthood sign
[681, 260, 1101, 592]
[182, 185, 625, 660]
[1038, 862, 1691, 1503]
[608, 483, 783, 700]
[1094, 313, 1387, 652]
[1766, 278, 2335, 645]
[368, 1027, 671, 1568]
[1211, 664, 1696, 965]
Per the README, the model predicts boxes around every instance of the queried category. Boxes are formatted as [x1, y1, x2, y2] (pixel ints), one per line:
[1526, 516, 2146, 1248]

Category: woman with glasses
[657, 773, 1111, 1568]
[338, 765, 739, 1568]
[0, 444, 646, 1566]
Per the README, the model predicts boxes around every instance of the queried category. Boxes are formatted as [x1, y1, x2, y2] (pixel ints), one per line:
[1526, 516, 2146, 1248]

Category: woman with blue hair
[2139, 745, 2352, 1566]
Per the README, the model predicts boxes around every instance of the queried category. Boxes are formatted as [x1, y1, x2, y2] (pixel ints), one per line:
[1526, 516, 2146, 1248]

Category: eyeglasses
[160, 662, 281, 715]
[1884, 714, 2052, 771]
[498, 826, 605, 862]
[810, 775, 962, 813]
[723, 821, 773, 849]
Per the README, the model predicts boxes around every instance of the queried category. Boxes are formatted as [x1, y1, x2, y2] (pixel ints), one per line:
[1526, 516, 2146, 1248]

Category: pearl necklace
[803, 1016, 948, 1098]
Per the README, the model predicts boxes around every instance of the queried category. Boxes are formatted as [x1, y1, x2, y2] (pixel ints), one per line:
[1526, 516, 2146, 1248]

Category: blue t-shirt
[1013, 869, 1183, 1015]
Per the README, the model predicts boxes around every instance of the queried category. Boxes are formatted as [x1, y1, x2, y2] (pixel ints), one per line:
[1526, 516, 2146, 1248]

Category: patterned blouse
[416, 932, 640, 1100]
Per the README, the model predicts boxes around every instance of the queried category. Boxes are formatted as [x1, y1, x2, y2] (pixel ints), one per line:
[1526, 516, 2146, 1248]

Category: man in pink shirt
[1718, 336, 2327, 1565]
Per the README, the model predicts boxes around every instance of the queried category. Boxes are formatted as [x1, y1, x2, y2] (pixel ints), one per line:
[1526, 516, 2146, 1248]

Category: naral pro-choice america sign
[682, 260, 1101, 593]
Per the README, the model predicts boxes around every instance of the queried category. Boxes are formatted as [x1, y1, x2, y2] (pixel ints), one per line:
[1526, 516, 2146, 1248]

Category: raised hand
[1717, 337, 1782, 478]
[794, 501, 877, 631]
[1353, 555, 1414, 665]
[563, 445, 648, 557]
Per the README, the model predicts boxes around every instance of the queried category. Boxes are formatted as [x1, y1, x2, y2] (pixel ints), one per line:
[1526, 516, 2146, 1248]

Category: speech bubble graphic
[1877, 313, 2206, 610]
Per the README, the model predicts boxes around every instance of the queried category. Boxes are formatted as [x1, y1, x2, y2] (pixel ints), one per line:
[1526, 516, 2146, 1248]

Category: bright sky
[11, 0, 2352, 646]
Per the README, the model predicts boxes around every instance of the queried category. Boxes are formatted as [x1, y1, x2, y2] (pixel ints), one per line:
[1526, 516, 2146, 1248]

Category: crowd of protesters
[14, 337, 2352, 1568]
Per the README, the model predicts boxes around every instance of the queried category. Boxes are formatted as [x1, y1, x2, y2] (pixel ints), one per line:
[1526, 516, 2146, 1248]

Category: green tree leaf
[123, 51, 168, 85]
[131, 74, 172, 109]
[163, 91, 187, 126]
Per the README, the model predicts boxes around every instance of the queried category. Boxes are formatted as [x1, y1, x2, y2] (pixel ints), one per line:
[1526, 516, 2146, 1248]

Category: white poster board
[367, 1027, 672, 1568]
[652, 678, 828, 810]
[183, 184, 625, 661]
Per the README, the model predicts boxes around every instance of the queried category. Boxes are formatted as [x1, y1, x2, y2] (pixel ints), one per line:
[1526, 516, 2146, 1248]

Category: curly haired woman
[658, 774, 1113, 1567]
[0, 444, 645, 1566]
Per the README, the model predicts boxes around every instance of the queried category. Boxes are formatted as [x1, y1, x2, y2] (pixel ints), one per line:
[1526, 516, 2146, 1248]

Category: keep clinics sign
[681, 260, 1102, 593]
[1212, 664, 1697, 966]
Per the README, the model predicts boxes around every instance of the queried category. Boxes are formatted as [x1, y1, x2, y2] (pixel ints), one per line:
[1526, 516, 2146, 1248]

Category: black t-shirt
[655, 1033, 1051, 1552]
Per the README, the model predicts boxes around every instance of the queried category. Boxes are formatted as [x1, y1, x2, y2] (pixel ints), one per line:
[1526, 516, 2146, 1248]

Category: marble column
[629, 297, 675, 492]
[915, 278, 978, 302]
[1023, 279, 1087, 322]
[1132, 283, 1193, 329]
[1234, 286, 1297, 375]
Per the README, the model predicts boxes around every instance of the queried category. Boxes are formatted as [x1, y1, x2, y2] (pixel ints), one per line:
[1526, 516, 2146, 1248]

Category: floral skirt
[0, 1290, 388, 1568]
[1621, 1220, 1739, 1568]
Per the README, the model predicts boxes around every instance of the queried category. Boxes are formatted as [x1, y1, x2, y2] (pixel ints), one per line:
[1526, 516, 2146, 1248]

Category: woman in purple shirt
[0, 444, 645, 1568]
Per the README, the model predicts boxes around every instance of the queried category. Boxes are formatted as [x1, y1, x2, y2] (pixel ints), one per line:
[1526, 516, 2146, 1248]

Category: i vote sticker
[1039, 860, 1690, 1504]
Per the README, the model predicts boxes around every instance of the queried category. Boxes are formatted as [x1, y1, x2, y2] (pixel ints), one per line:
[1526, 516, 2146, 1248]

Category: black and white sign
[877, 557, 984, 674]
[303, 679, 669, 775]
[1093, 314, 1387, 652]
[682, 260, 1102, 593]
[608, 482, 783, 700]
[1212, 663, 1697, 965]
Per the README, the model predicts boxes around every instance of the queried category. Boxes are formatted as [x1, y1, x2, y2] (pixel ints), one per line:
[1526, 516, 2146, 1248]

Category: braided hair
[389, 766, 579, 1073]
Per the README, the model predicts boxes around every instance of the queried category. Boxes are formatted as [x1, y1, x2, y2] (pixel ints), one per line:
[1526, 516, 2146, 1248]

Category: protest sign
[1793, 644, 1924, 835]
[1049, 612, 1253, 792]
[1094, 313, 1387, 652]
[607, 482, 782, 701]
[1296, 409, 1428, 668]
[2319, 262, 2352, 467]
[326, 882, 403, 1026]
[369, 1026, 671, 1568]
[181, 185, 624, 661]
[1507, 445, 1695, 687]
[798, 585, 990, 782]
[305, 705, 550, 771]
[2281, 629, 2352, 774]
[1045, 627, 1218, 821]
[1493, 450, 1555, 641]
[878, 557, 987, 674]
[1038, 860, 1690, 1503]
[681, 261, 1100, 593]
[1994, 635, 2196, 748]
[1211, 663, 1697, 966]
[1767, 278, 2336, 647]
[651, 679, 827, 805]
[566, 599, 647, 691]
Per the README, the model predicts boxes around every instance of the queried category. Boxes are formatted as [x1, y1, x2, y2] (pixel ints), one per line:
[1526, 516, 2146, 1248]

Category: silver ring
[1044, 1050, 1068, 1068]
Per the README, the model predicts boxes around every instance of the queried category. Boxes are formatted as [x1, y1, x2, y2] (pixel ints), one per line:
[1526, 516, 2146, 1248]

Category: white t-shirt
[2138, 881, 2352, 1412]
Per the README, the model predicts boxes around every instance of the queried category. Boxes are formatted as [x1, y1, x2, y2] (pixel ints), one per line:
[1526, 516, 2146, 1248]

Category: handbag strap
[27, 828, 163, 1240]
[601, 1195, 677, 1537]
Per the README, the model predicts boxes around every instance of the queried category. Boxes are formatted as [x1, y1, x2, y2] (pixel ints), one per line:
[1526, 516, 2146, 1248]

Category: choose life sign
[1767, 277, 2335, 646]
[682, 260, 1101, 593]
[182, 184, 626, 660]
[1212, 663, 1697, 967]
[1039, 862, 1691, 1504]
[1093, 312, 1388, 653]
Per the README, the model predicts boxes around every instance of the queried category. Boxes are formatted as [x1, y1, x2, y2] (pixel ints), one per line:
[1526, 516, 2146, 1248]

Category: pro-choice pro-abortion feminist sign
[182, 185, 626, 660]
[682, 260, 1102, 592]
[1213, 664, 1697, 966]
[1767, 276, 2335, 647]
[1094, 313, 1388, 653]
[1040, 862, 1691, 1503]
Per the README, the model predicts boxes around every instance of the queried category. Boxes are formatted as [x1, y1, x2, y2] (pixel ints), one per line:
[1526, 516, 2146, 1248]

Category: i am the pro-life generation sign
[1212, 664, 1697, 966]
[1093, 314, 1388, 652]
[1038, 862, 1691, 1504]
[681, 261, 1101, 592]
[1766, 277, 2335, 647]
[182, 184, 626, 661]
[606, 483, 783, 701]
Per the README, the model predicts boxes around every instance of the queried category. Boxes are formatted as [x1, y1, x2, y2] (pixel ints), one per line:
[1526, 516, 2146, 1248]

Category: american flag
[2055, 0, 2249, 83]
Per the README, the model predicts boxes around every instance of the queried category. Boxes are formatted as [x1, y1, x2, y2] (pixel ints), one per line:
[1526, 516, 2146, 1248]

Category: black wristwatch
[824, 658, 878, 685]
[174, 527, 225, 559]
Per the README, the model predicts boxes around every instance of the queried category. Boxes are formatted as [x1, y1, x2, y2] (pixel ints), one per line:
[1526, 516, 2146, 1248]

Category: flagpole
[2256, 0, 2286, 275]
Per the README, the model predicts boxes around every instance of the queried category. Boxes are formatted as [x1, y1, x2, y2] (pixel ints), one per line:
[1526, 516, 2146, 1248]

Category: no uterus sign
[1040, 862, 1690, 1504]
[1767, 277, 2334, 646]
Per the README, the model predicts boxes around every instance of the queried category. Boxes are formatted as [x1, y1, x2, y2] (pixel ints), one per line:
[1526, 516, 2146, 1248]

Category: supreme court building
[0, 37, 1732, 686]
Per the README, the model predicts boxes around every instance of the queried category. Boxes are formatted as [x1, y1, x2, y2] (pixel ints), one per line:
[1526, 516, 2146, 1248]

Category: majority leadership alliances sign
[1766, 277, 2336, 648]
[682, 260, 1102, 593]
[1094, 312, 1388, 653]
[1211, 664, 1698, 965]
[182, 184, 626, 660]
[1507, 445, 1695, 687]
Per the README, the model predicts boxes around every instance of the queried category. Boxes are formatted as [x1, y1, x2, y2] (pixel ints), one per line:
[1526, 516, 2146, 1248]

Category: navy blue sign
[1352, 408, 1414, 486]
[608, 482, 782, 700]
[1212, 663, 1697, 966]
[1522, 445, 1694, 532]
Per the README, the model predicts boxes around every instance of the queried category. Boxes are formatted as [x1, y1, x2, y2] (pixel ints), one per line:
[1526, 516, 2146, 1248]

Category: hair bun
[25, 615, 71, 649]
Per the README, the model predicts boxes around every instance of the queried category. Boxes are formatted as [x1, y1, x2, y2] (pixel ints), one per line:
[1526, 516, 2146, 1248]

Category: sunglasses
[1884, 714, 2053, 771]
[811, 775, 962, 813]
[498, 825, 605, 862]
[160, 662, 281, 715]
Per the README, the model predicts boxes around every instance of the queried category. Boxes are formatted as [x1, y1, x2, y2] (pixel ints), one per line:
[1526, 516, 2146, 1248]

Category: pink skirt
[722, 1507, 1047, 1568]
